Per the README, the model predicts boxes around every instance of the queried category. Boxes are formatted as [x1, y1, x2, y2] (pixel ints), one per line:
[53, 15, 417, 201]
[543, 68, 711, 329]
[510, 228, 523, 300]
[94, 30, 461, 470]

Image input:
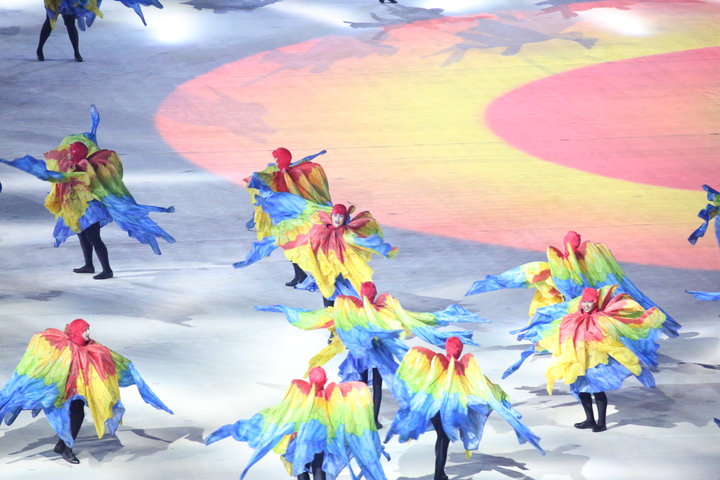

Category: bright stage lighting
[418, 0, 504, 15]
[579, 9, 651, 36]
[142, 9, 200, 45]
[267, 1, 360, 26]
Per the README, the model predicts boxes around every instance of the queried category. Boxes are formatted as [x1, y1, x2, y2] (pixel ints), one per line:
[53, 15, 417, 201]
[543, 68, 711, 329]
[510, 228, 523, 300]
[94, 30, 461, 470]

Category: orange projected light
[156, 3, 720, 271]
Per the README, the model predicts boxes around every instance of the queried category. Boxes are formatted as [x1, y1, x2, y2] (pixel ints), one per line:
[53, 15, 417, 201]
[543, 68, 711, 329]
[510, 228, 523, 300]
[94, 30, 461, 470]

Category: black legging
[37, 13, 82, 61]
[431, 413, 450, 480]
[578, 391, 608, 427]
[77, 222, 111, 273]
[296, 452, 325, 480]
[360, 368, 383, 428]
[55, 399, 85, 452]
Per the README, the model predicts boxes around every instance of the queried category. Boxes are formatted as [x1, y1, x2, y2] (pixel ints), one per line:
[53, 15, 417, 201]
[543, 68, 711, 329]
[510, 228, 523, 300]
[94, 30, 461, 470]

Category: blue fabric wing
[686, 290, 720, 301]
[0, 155, 66, 181]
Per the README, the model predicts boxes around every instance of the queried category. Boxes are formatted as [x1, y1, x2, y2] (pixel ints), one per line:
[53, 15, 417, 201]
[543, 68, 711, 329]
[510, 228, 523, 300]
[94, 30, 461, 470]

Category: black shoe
[285, 273, 307, 287]
[93, 270, 113, 280]
[592, 424, 607, 432]
[73, 265, 95, 274]
[574, 420, 597, 429]
[62, 448, 79, 464]
[375, 420, 383, 430]
[75, 53, 83, 63]
[53, 440, 65, 454]
[37, 49, 45, 61]
[327, 331, 335, 345]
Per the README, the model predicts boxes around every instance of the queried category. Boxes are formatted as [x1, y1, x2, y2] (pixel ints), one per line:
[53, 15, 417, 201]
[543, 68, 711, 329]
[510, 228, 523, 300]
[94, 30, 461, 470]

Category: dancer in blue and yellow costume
[503, 286, 666, 433]
[205, 366, 388, 480]
[0, 105, 175, 279]
[245, 147, 331, 287]
[385, 336, 543, 480]
[257, 282, 487, 428]
[0, 319, 173, 464]
[37, 0, 163, 62]
[687, 185, 720, 301]
[466, 231, 680, 337]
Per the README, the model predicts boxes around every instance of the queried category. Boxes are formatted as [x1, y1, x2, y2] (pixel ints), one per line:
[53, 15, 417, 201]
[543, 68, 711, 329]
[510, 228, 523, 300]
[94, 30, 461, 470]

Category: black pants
[360, 368, 383, 427]
[431, 414, 450, 480]
[296, 452, 325, 480]
[56, 399, 85, 452]
[38, 14, 81, 58]
[78, 222, 111, 273]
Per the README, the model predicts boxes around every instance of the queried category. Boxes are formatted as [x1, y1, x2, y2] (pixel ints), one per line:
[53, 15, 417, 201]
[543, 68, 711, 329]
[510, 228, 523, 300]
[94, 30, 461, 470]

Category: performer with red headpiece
[244, 147, 330, 287]
[0, 105, 175, 279]
[0, 319, 173, 464]
[256, 281, 487, 428]
[503, 286, 666, 432]
[386, 337, 543, 480]
[466, 231, 680, 337]
[205, 366, 388, 480]
[235, 195, 398, 305]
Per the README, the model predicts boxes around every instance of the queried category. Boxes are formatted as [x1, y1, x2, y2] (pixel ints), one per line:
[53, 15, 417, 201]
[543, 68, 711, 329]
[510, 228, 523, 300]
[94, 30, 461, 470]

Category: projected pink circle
[486, 47, 720, 190]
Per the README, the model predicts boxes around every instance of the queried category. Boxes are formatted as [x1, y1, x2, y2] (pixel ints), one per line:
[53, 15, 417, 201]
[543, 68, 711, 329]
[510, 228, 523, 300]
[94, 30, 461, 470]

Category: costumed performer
[245, 147, 330, 287]
[466, 231, 680, 337]
[205, 366, 388, 480]
[503, 286, 666, 433]
[0, 319, 173, 464]
[235, 200, 397, 306]
[0, 105, 175, 280]
[385, 337, 544, 480]
[686, 185, 720, 301]
[37, 0, 163, 62]
[257, 282, 488, 428]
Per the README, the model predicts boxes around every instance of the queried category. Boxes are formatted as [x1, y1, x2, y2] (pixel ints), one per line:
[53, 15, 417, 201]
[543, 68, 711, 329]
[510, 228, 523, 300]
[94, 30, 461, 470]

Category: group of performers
[0, 106, 717, 477]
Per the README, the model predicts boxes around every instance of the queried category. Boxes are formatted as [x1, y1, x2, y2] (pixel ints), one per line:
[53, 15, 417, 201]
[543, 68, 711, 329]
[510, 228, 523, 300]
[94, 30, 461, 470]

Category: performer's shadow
[2, 420, 204, 463]
[182, 0, 281, 14]
[86, 426, 206, 462]
[397, 444, 590, 480]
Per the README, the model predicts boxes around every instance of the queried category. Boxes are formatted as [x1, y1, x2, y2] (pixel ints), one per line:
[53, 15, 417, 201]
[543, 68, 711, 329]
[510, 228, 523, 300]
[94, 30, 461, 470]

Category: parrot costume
[244, 147, 331, 287]
[205, 367, 388, 480]
[236, 201, 397, 300]
[503, 286, 666, 432]
[245, 148, 331, 241]
[0, 319, 173, 463]
[466, 231, 680, 337]
[686, 185, 720, 301]
[1, 105, 175, 278]
[385, 337, 543, 480]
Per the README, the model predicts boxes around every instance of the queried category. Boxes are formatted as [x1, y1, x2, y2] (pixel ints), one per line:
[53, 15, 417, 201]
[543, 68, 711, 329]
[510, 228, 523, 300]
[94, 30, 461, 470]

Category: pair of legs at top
[54, 399, 84, 464]
[575, 391, 607, 432]
[37, 14, 83, 62]
[74, 222, 113, 279]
